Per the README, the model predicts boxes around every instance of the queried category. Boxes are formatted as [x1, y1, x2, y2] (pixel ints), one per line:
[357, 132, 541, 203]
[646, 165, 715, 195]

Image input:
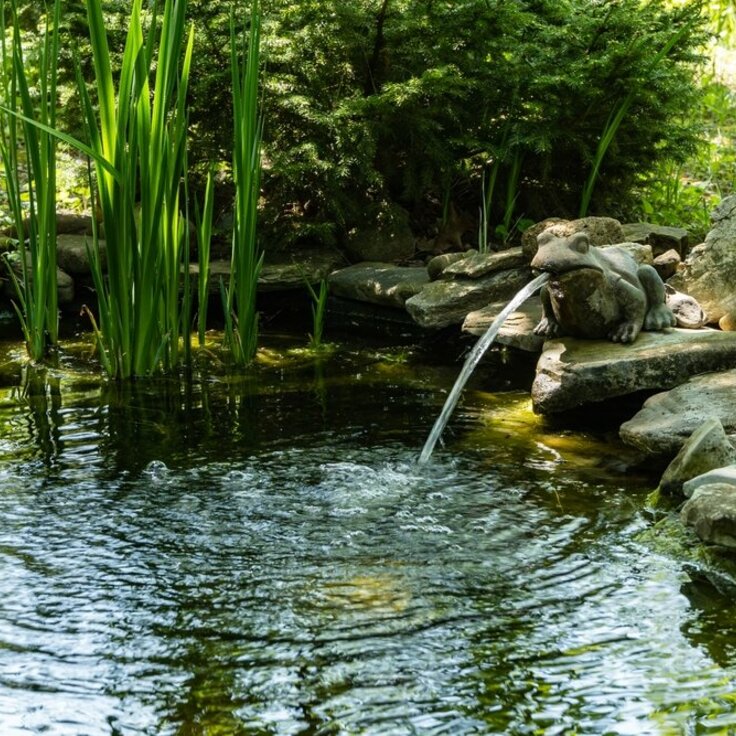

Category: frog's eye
[537, 229, 556, 246]
[569, 233, 590, 254]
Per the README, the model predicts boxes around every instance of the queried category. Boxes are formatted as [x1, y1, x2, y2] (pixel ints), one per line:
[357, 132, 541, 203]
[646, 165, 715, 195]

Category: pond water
[0, 335, 735, 735]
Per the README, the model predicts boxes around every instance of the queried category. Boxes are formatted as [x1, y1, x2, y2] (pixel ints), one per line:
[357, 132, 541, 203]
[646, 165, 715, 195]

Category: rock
[601, 242, 653, 265]
[427, 251, 476, 281]
[621, 223, 690, 257]
[653, 249, 681, 280]
[668, 196, 736, 324]
[441, 247, 527, 279]
[532, 330, 736, 416]
[328, 262, 428, 308]
[1, 210, 102, 238]
[665, 285, 707, 329]
[658, 418, 736, 496]
[7, 252, 74, 304]
[681, 483, 736, 549]
[344, 204, 415, 263]
[405, 267, 532, 329]
[191, 247, 344, 294]
[521, 216, 625, 261]
[683, 465, 736, 498]
[56, 234, 107, 275]
[620, 368, 736, 456]
[720, 313, 736, 332]
[463, 297, 544, 352]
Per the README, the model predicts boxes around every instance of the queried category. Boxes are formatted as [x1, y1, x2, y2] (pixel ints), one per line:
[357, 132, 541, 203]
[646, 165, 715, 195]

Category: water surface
[0, 337, 734, 735]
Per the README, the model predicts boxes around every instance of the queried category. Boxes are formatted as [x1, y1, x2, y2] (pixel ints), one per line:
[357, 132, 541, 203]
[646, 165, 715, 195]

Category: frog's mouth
[532, 263, 604, 278]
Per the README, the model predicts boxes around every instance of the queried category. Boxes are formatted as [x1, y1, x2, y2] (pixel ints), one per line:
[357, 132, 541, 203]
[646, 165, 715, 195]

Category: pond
[0, 334, 735, 735]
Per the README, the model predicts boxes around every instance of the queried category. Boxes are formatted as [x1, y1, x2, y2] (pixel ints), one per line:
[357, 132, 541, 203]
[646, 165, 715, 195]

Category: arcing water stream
[418, 271, 549, 464]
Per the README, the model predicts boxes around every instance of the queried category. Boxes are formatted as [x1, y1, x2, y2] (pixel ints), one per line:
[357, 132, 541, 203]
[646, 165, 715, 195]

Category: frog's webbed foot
[609, 321, 640, 343]
[534, 316, 561, 338]
[644, 302, 677, 331]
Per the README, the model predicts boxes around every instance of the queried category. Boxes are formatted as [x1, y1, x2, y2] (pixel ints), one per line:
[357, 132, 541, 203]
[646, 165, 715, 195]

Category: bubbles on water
[143, 460, 169, 483]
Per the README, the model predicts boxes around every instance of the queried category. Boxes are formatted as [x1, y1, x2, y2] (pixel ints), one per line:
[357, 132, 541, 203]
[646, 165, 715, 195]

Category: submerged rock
[658, 418, 736, 496]
[620, 369, 736, 456]
[532, 330, 736, 415]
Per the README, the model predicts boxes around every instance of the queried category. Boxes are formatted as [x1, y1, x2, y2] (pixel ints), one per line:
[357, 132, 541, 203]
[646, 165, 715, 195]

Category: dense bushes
[10, 0, 708, 246]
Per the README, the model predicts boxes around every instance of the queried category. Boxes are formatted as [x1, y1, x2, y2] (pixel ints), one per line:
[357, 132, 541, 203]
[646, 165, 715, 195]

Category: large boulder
[6, 252, 74, 304]
[328, 262, 428, 308]
[532, 330, 736, 415]
[668, 196, 736, 324]
[56, 234, 106, 275]
[658, 418, 736, 496]
[620, 369, 736, 456]
[405, 267, 532, 329]
[521, 216, 625, 261]
[681, 483, 736, 549]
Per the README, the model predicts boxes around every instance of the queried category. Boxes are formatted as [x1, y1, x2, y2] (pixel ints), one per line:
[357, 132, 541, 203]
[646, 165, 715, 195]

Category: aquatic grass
[74, 0, 195, 378]
[0, 0, 60, 361]
[194, 169, 215, 347]
[306, 278, 328, 349]
[223, 0, 264, 365]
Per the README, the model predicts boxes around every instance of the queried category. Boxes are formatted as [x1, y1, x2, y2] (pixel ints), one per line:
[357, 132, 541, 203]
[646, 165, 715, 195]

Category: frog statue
[531, 230, 676, 343]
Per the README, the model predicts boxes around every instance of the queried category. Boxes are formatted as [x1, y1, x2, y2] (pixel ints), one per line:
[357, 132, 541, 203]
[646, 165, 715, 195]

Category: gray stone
[463, 297, 544, 352]
[620, 368, 736, 456]
[441, 247, 526, 279]
[683, 465, 736, 498]
[659, 418, 736, 496]
[521, 217, 625, 261]
[533, 330, 736, 416]
[405, 267, 532, 329]
[665, 286, 707, 330]
[621, 223, 690, 257]
[191, 247, 344, 294]
[653, 249, 681, 281]
[681, 483, 736, 549]
[600, 242, 653, 265]
[668, 196, 736, 323]
[328, 262, 428, 308]
[56, 234, 107, 275]
[7, 252, 74, 304]
[427, 250, 476, 281]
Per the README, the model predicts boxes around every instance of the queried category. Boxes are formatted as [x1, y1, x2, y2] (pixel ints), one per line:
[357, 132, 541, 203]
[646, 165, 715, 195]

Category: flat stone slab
[532, 328, 736, 415]
[462, 297, 544, 352]
[441, 247, 526, 279]
[621, 222, 690, 256]
[191, 247, 344, 293]
[405, 267, 532, 329]
[620, 369, 736, 456]
[327, 262, 428, 308]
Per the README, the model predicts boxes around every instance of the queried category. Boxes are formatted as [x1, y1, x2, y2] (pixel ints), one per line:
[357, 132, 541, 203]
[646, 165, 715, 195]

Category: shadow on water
[0, 335, 735, 733]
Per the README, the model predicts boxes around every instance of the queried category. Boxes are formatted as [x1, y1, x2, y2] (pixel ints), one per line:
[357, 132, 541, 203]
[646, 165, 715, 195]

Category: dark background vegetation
[5, 0, 711, 248]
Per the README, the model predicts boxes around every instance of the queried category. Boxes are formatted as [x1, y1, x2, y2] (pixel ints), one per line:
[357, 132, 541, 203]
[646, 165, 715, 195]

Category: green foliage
[0, 0, 60, 361]
[75, 0, 195, 378]
[223, 0, 263, 366]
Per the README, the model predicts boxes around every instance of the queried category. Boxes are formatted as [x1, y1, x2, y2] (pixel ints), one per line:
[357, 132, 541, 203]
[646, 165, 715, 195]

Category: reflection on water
[0, 337, 734, 734]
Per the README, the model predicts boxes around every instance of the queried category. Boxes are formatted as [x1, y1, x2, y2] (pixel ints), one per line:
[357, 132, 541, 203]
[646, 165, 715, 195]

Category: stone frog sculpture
[531, 231, 676, 343]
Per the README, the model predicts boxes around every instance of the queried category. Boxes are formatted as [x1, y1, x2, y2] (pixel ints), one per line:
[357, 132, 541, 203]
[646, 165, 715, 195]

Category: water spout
[418, 272, 550, 464]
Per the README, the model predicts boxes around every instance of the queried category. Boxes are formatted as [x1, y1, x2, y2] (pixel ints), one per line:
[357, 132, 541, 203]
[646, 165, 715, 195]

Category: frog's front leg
[609, 275, 647, 343]
[638, 264, 677, 331]
[534, 283, 562, 338]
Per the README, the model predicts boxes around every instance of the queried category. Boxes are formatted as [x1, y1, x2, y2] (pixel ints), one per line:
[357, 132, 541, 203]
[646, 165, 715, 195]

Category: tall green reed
[223, 0, 263, 365]
[0, 0, 60, 361]
[194, 169, 214, 347]
[76, 0, 195, 378]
